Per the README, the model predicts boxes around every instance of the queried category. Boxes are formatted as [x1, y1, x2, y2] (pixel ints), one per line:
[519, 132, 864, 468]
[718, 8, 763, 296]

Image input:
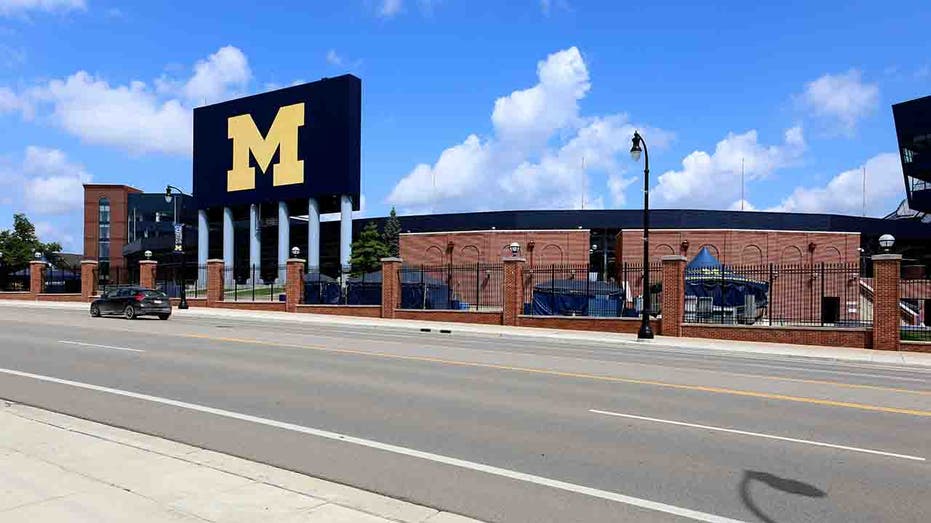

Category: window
[98, 198, 111, 261]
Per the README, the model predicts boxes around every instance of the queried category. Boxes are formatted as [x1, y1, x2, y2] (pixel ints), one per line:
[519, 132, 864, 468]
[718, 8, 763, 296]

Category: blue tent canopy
[346, 271, 382, 305]
[399, 271, 451, 309]
[685, 247, 769, 308]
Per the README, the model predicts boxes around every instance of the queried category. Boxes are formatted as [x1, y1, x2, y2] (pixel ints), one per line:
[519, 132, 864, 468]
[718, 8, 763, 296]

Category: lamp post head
[291, 246, 300, 257]
[34, 251, 42, 260]
[508, 242, 520, 256]
[878, 234, 895, 252]
[164, 186, 173, 203]
[630, 131, 643, 162]
[144, 250, 152, 260]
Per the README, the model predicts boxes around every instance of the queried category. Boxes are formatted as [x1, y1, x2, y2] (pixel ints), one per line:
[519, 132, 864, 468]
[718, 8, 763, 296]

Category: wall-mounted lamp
[807, 242, 816, 253]
[680, 239, 690, 252]
[508, 242, 520, 256]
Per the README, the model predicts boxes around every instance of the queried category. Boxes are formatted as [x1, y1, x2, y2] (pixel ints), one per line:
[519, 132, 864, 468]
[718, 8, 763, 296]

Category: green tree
[382, 207, 401, 258]
[0, 213, 62, 268]
[349, 221, 389, 275]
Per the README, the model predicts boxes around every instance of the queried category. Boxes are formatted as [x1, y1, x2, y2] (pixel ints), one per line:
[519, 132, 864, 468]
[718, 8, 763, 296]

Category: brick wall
[401, 229, 590, 266]
[518, 315, 661, 334]
[681, 324, 872, 349]
[213, 301, 287, 312]
[394, 309, 503, 325]
[872, 255, 901, 351]
[37, 294, 85, 303]
[297, 305, 382, 318]
[617, 229, 860, 266]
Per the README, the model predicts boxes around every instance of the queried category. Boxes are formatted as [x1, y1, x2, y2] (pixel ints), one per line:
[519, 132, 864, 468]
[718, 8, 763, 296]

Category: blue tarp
[530, 279, 625, 317]
[346, 271, 382, 305]
[399, 271, 452, 309]
[304, 273, 341, 305]
[684, 247, 769, 307]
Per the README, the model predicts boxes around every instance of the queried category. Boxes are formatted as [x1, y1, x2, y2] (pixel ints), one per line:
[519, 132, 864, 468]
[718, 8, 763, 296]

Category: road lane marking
[589, 409, 925, 462]
[184, 334, 931, 417]
[58, 341, 144, 353]
[0, 367, 743, 523]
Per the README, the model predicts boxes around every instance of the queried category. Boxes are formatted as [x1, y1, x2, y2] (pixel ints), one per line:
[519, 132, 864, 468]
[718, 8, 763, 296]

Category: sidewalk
[3, 299, 931, 367]
[0, 401, 478, 523]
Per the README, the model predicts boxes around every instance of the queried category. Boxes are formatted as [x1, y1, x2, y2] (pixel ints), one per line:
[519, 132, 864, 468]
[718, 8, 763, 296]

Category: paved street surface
[0, 303, 929, 522]
[0, 402, 476, 522]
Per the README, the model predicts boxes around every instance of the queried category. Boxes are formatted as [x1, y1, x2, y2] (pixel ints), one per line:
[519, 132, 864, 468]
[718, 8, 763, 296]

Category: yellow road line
[183, 334, 931, 417]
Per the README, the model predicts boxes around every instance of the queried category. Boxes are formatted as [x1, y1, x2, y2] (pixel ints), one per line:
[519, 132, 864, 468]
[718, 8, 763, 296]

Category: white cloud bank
[652, 126, 806, 209]
[388, 47, 668, 213]
[0, 0, 85, 17]
[801, 70, 879, 134]
[769, 152, 903, 216]
[13, 45, 251, 155]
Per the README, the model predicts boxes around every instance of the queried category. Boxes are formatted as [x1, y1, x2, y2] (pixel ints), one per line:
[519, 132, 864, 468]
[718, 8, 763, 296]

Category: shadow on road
[739, 470, 826, 523]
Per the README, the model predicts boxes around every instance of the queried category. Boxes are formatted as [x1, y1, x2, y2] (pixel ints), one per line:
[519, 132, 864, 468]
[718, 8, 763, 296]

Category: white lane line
[0, 368, 741, 523]
[57, 341, 144, 353]
[590, 409, 925, 462]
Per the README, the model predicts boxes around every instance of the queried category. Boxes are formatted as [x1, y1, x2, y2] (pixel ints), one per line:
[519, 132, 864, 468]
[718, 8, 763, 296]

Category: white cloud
[0, 86, 21, 113]
[388, 47, 666, 213]
[179, 45, 251, 105]
[326, 49, 344, 66]
[768, 153, 903, 216]
[20, 146, 91, 215]
[0, 0, 85, 17]
[31, 71, 192, 155]
[652, 126, 806, 209]
[35, 220, 78, 252]
[801, 70, 879, 134]
[379, 0, 402, 17]
[540, 0, 568, 15]
[16, 45, 252, 155]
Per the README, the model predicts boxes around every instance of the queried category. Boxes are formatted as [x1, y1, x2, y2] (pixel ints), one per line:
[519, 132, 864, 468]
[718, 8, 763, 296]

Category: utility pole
[862, 165, 867, 216]
[580, 156, 586, 210]
[741, 158, 745, 211]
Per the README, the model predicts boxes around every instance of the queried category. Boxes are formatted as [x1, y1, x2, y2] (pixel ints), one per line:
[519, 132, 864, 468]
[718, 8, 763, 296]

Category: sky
[0, 0, 929, 252]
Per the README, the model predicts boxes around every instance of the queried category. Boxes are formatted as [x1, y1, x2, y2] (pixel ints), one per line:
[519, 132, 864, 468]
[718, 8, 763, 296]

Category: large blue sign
[193, 75, 361, 213]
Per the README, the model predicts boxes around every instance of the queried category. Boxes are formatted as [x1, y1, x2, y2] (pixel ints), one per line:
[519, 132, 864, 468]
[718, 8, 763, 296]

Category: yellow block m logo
[227, 103, 305, 192]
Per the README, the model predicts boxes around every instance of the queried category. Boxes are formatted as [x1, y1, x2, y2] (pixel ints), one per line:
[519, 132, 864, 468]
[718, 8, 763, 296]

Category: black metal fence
[901, 277, 931, 341]
[684, 263, 867, 327]
[0, 265, 30, 292]
[154, 263, 207, 299]
[303, 271, 383, 306]
[99, 265, 139, 290]
[398, 264, 503, 311]
[223, 265, 286, 302]
[44, 266, 81, 293]
[525, 263, 660, 317]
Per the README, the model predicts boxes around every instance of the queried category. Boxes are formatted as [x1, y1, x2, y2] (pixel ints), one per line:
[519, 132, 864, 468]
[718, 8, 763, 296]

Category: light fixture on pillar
[509, 242, 520, 256]
[34, 251, 42, 260]
[879, 234, 895, 253]
[291, 246, 300, 258]
[144, 250, 152, 260]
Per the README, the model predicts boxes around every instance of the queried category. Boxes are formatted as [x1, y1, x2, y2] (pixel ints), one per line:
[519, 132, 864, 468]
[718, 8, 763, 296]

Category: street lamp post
[165, 185, 190, 309]
[630, 131, 654, 340]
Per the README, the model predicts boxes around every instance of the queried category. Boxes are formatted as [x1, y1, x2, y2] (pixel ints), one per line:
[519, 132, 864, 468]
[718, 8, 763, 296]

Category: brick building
[399, 229, 590, 266]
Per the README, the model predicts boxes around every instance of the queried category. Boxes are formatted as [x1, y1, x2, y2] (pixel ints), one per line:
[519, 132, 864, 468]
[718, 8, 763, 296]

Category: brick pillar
[872, 254, 902, 351]
[206, 259, 225, 306]
[139, 260, 157, 290]
[286, 258, 305, 313]
[661, 255, 687, 337]
[81, 260, 98, 300]
[29, 260, 46, 297]
[381, 257, 402, 319]
[502, 257, 526, 326]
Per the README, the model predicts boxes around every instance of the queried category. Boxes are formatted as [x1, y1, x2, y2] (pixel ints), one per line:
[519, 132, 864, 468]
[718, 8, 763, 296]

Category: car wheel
[90, 304, 100, 317]
[123, 305, 137, 320]
[158, 314, 170, 320]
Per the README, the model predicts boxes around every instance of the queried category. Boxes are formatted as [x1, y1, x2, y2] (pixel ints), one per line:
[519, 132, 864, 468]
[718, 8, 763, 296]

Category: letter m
[227, 103, 305, 192]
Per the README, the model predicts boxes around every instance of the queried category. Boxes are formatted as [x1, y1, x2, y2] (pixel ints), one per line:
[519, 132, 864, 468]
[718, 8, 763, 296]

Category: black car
[90, 287, 172, 320]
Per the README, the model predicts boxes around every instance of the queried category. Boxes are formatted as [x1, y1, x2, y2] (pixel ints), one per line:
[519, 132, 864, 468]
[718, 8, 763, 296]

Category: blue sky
[0, 0, 929, 252]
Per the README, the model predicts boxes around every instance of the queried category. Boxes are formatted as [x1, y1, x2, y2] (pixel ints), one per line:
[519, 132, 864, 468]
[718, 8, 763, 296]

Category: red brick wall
[296, 305, 382, 318]
[83, 184, 141, 272]
[617, 229, 860, 266]
[394, 309, 503, 325]
[37, 294, 85, 302]
[0, 292, 34, 300]
[170, 297, 206, 307]
[206, 260, 225, 305]
[213, 301, 287, 312]
[681, 324, 872, 349]
[381, 258, 402, 319]
[285, 259, 304, 313]
[401, 229, 590, 267]
[518, 315, 661, 334]
[872, 255, 901, 351]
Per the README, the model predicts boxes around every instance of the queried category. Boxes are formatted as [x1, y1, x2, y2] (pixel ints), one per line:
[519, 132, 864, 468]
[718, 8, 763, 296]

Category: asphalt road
[0, 306, 929, 522]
